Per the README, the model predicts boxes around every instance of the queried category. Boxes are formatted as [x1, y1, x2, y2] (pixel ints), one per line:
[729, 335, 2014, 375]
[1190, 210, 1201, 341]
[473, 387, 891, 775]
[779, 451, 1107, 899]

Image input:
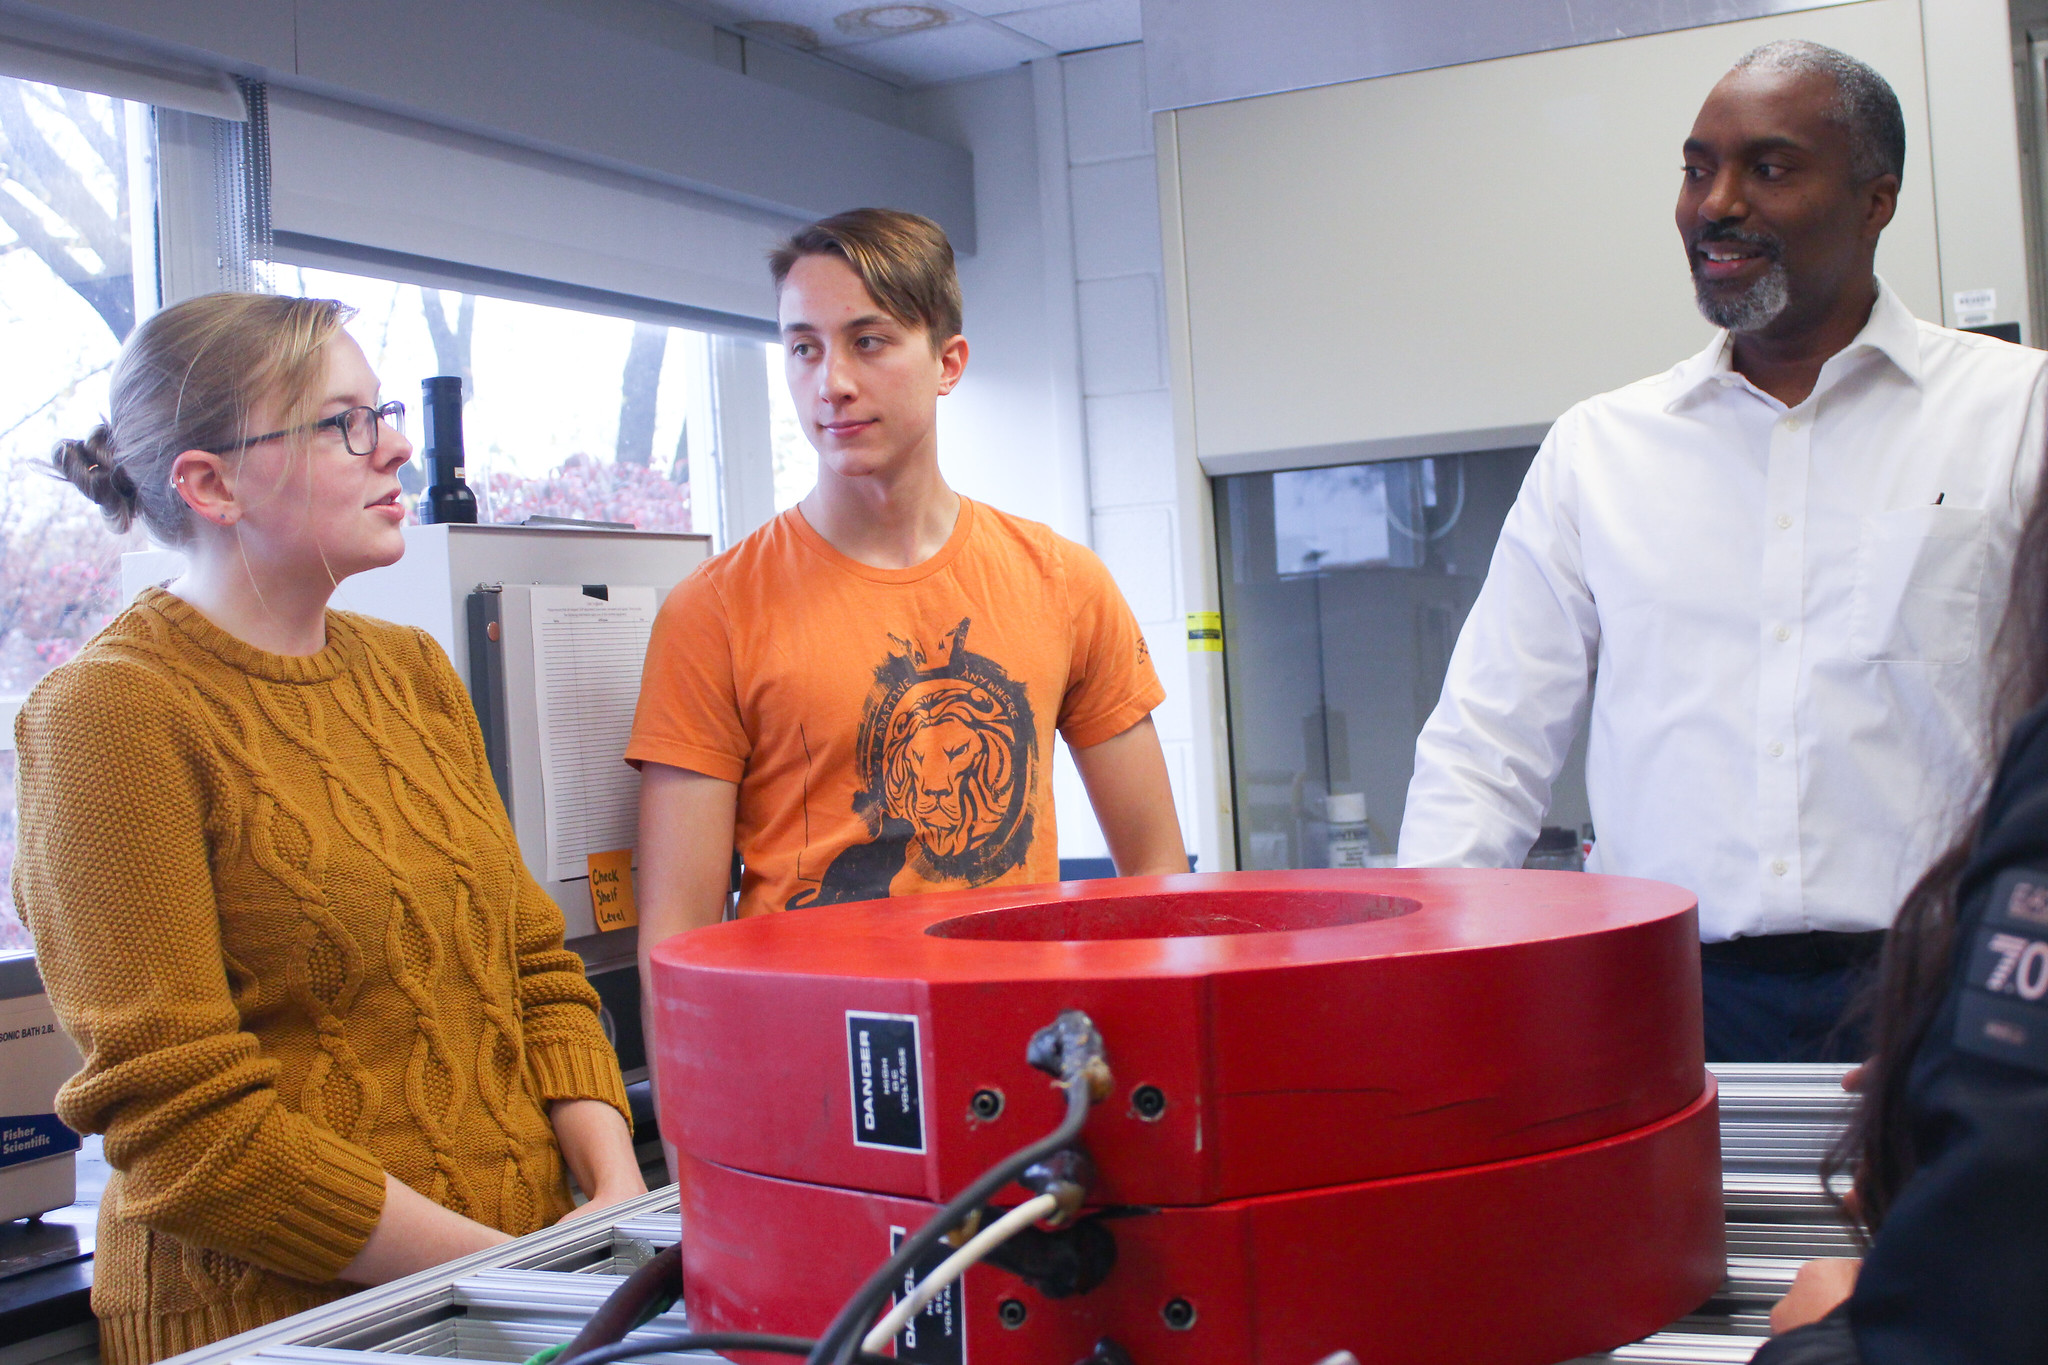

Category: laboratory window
[0, 74, 159, 954]
[279, 264, 720, 533]
[766, 343, 811, 514]
[1214, 450, 1591, 872]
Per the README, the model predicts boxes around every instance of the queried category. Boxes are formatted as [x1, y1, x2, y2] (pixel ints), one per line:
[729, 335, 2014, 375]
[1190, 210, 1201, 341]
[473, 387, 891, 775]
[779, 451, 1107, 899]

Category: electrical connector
[1027, 1009, 1113, 1101]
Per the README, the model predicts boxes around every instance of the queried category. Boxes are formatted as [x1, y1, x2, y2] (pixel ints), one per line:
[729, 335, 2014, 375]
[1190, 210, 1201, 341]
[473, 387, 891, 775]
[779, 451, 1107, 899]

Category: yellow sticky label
[1186, 610, 1223, 653]
[586, 849, 638, 931]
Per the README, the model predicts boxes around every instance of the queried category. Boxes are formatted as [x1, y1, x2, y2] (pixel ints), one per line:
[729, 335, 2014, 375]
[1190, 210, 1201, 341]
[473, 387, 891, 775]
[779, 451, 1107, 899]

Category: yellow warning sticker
[1186, 611, 1223, 652]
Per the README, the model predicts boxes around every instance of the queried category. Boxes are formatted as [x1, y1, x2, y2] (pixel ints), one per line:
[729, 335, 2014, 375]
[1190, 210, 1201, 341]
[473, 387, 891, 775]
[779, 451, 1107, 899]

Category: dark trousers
[1700, 932, 1885, 1064]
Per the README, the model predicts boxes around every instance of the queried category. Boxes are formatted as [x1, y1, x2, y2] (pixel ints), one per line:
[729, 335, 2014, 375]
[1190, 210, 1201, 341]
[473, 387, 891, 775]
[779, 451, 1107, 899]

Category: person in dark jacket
[1757, 465, 2048, 1362]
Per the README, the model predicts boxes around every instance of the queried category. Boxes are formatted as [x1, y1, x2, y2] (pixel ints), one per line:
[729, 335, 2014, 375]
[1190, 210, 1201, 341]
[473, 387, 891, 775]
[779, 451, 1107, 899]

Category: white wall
[912, 68, 1078, 535]
[905, 50, 1220, 872]
[1057, 46, 1212, 869]
[1043, 46, 1219, 869]
[1921, 0, 2033, 333]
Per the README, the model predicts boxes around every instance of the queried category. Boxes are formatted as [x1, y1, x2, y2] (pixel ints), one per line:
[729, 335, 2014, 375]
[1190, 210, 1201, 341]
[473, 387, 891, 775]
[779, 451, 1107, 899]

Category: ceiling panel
[661, 0, 960, 50]
[662, 0, 1132, 84]
[989, 0, 1140, 53]
[828, 18, 1049, 82]
[747, 0, 964, 50]
[948, 0, 1088, 13]
[825, 3, 983, 48]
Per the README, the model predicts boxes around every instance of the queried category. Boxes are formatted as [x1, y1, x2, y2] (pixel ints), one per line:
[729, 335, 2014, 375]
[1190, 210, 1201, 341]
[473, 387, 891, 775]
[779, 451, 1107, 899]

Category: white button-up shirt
[1400, 281, 2048, 941]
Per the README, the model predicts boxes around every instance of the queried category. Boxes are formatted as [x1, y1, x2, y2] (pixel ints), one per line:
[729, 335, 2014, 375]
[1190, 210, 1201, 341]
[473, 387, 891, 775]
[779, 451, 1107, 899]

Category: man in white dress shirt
[1400, 40, 2048, 1061]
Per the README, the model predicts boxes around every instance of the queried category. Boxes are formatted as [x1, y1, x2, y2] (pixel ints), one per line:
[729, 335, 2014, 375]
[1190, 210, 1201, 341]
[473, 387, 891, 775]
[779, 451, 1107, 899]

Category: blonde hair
[53, 292, 355, 544]
[769, 208, 962, 350]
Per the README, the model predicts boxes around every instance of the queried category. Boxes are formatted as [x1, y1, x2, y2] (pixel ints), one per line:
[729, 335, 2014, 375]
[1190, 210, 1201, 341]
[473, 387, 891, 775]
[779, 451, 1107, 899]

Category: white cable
[861, 1192, 1060, 1354]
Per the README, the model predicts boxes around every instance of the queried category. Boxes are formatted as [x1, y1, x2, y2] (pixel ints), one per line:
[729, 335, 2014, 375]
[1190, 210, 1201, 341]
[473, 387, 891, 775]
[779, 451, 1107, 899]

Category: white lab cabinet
[0, 955, 84, 1222]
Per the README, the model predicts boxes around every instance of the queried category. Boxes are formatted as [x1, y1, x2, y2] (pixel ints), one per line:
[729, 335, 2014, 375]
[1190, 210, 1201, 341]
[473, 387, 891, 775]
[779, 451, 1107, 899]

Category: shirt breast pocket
[1847, 506, 1987, 664]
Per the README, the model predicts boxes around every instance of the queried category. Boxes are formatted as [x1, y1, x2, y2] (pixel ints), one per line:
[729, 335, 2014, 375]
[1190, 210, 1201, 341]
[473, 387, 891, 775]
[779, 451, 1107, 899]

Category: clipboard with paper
[468, 581, 663, 941]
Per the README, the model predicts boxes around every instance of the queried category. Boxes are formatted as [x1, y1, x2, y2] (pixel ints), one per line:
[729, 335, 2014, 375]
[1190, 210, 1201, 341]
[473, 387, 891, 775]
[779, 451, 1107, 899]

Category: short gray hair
[1731, 39, 1905, 184]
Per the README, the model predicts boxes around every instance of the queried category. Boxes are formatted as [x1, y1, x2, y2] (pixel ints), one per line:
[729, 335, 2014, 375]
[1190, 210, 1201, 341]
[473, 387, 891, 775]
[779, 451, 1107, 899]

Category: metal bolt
[1131, 1084, 1167, 1121]
[970, 1088, 1005, 1121]
[998, 1297, 1029, 1328]
[1162, 1298, 1197, 1331]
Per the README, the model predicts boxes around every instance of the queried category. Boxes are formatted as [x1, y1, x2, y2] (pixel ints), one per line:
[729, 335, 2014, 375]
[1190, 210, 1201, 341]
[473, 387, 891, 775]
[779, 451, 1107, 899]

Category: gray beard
[1694, 260, 1791, 333]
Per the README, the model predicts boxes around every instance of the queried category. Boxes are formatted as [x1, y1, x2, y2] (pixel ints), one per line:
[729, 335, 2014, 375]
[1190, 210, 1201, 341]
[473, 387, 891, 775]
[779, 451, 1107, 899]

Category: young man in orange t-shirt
[627, 208, 1187, 976]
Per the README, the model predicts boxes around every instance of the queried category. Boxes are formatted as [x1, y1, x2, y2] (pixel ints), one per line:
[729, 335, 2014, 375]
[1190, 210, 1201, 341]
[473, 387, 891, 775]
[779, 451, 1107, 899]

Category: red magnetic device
[651, 870, 1724, 1365]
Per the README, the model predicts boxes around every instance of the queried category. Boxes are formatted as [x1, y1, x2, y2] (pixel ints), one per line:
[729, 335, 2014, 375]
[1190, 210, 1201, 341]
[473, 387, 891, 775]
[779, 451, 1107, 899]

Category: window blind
[0, 11, 244, 119]
[266, 88, 795, 334]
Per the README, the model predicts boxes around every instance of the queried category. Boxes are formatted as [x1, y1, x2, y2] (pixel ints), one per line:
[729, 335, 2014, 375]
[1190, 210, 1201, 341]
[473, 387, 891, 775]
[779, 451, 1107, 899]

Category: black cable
[557, 1331, 893, 1365]
[811, 1071, 1097, 1365]
[555, 1243, 680, 1363]
[551, 1013, 1101, 1365]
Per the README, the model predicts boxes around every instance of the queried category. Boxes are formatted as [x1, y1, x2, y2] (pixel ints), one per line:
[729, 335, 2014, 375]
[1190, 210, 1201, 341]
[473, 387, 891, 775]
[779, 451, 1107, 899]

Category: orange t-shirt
[626, 498, 1165, 916]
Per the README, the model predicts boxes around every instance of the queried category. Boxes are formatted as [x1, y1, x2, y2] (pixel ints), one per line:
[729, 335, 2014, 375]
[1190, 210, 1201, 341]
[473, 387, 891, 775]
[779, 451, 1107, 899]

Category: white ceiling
[667, 0, 1141, 87]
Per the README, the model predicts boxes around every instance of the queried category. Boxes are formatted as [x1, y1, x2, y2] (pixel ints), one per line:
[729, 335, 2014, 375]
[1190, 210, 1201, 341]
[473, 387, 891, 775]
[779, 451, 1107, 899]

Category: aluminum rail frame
[162, 1064, 1859, 1365]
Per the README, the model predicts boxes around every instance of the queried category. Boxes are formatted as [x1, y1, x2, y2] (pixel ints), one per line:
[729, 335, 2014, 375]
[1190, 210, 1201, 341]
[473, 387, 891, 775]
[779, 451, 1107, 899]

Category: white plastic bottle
[1324, 792, 1394, 868]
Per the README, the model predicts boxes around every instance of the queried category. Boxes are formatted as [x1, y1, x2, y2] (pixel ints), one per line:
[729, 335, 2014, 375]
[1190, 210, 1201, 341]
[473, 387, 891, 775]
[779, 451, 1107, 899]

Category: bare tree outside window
[421, 286, 474, 398]
[0, 78, 139, 341]
[615, 321, 666, 467]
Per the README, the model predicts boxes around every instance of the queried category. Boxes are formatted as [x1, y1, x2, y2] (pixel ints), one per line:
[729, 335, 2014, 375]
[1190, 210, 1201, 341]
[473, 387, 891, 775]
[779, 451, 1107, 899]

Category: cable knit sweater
[13, 588, 631, 1365]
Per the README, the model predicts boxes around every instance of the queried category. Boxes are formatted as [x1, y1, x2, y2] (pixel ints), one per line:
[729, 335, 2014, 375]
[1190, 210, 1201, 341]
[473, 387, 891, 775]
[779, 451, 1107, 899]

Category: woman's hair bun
[53, 423, 140, 532]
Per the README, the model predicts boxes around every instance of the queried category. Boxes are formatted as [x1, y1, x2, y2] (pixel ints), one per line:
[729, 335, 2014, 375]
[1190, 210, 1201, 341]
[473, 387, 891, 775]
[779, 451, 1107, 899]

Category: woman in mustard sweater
[14, 293, 645, 1363]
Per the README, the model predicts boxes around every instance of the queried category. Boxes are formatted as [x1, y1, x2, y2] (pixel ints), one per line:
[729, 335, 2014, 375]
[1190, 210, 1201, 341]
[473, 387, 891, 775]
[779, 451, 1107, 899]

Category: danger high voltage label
[847, 1011, 925, 1153]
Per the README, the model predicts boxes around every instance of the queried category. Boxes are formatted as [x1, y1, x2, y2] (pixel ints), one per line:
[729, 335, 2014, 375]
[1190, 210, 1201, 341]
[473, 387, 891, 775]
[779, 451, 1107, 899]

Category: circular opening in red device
[924, 889, 1422, 942]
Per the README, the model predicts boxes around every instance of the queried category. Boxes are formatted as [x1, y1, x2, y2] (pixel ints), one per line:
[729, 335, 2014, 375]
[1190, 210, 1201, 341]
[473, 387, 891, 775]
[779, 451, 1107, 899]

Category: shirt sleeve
[511, 877, 633, 1124]
[1848, 1042, 2048, 1363]
[413, 633, 631, 1129]
[625, 566, 748, 782]
[1056, 540, 1167, 750]
[1750, 1305, 1860, 1365]
[13, 659, 387, 1284]
[2006, 360, 2048, 528]
[1398, 413, 1600, 869]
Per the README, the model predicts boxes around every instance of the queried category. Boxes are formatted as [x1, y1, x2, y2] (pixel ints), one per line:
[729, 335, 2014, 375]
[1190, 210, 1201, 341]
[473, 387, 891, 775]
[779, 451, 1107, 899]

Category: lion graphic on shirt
[884, 679, 1018, 861]
[787, 618, 1036, 907]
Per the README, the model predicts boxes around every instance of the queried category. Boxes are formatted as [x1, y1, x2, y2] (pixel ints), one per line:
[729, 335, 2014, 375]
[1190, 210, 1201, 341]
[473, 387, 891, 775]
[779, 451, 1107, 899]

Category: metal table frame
[165, 1064, 1860, 1365]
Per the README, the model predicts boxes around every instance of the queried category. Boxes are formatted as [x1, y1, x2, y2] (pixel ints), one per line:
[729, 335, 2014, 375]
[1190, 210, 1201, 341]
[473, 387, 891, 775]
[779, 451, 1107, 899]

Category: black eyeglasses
[215, 400, 406, 457]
